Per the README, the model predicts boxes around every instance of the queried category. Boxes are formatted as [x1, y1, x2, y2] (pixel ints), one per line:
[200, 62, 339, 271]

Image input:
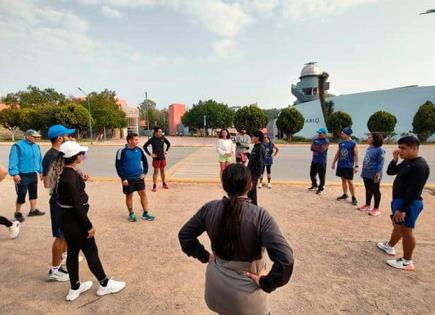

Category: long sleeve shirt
[361, 146, 385, 179]
[143, 136, 171, 160]
[216, 139, 235, 156]
[178, 199, 294, 293]
[115, 145, 148, 180]
[248, 143, 265, 177]
[8, 139, 42, 175]
[386, 157, 430, 213]
[235, 134, 251, 156]
[311, 138, 329, 164]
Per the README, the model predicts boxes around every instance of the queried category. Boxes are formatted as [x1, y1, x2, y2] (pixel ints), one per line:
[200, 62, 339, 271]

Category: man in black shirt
[377, 136, 430, 271]
[247, 130, 265, 206]
[143, 127, 171, 192]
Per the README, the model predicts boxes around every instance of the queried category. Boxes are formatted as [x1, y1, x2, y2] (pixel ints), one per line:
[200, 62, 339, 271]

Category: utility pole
[78, 87, 93, 144]
[145, 92, 149, 134]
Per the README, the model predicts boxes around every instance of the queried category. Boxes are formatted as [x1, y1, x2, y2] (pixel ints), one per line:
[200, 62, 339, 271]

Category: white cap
[60, 141, 88, 158]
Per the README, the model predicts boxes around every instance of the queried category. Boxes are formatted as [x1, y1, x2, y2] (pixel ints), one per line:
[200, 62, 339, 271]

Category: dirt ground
[0, 181, 434, 315]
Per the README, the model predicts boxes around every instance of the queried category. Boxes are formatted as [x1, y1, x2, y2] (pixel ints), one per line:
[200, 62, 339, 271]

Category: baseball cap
[48, 125, 76, 140]
[25, 129, 41, 137]
[60, 141, 88, 158]
[342, 127, 353, 136]
[316, 128, 327, 134]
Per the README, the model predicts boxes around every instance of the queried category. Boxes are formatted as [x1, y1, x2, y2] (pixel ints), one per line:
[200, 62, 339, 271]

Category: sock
[143, 210, 148, 214]
[153, 183, 156, 188]
[403, 258, 412, 265]
[72, 281, 80, 290]
[128, 208, 133, 214]
[99, 277, 109, 287]
[51, 265, 60, 273]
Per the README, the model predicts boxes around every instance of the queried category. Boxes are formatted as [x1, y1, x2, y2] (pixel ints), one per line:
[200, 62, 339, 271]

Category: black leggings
[0, 216, 12, 227]
[363, 177, 381, 208]
[310, 162, 326, 189]
[248, 176, 259, 206]
[62, 225, 107, 290]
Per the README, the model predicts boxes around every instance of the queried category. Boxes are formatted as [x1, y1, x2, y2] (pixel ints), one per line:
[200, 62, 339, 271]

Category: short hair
[398, 135, 420, 148]
[126, 132, 138, 141]
[219, 128, 230, 139]
[370, 132, 384, 147]
[154, 126, 162, 133]
[253, 130, 264, 141]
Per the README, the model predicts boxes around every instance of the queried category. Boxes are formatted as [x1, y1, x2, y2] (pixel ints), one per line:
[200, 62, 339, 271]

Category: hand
[87, 227, 96, 238]
[208, 253, 214, 263]
[393, 211, 406, 224]
[151, 153, 157, 158]
[140, 174, 145, 180]
[122, 180, 129, 186]
[13, 175, 21, 184]
[353, 166, 358, 174]
[244, 268, 268, 286]
[393, 150, 400, 161]
[331, 164, 335, 170]
[374, 173, 381, 183]
[81, 173, 90, 182]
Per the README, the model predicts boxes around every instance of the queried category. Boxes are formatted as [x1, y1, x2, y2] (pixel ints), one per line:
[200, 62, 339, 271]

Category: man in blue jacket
[8, 129, 45, 222]
[116, 133, 155, 222]
[309, 128, 330, 194]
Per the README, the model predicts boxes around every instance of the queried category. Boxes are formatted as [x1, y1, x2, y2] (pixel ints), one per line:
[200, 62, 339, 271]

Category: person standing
[216, 128, 235, 178]
[116, 133, 154, 222]
[41, 125, 76, 282]
[178, 164, 294, 315]
[308, 128, 329, 194]
[376, 136, 430, 271]
[0, 165, 20, 239]
[357, 132, 385, 216]
[235, 128, 251, 165]
[247, 130, 265, 206]
[143, 127, 171, 192]
[331, 127, 359, 205]
[259, 136, 279, 189]
[8, 129, 45, 222]
[51, 141, 125, 301]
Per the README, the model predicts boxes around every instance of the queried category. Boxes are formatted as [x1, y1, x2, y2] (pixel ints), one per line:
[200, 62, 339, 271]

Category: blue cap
[342, 127, 353, 136]
[48, 125, 76, 140]
[316, 128, 327, 134]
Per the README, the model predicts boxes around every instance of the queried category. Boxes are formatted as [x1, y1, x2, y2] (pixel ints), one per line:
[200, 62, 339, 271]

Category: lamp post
[145, 92, 149, 134]
[78, 87, 93, 144]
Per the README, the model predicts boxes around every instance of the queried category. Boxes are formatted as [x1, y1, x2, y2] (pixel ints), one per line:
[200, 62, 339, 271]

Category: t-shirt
[263, 142, 275, 166]
[42, 148, 60, 176]
[337, 140, 356, 169]
[143, 136, 171, 160]
[361, 146, 385, 179]
[311, 138, 329, 164]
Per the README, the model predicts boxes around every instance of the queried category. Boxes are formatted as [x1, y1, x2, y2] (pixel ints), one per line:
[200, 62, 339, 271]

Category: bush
[276, 107, 304, 142]
[234, 105, 268, 136]
[367, 111, 397, 137]
[412, 101, 435, 142]
[326, 111, 352, 139]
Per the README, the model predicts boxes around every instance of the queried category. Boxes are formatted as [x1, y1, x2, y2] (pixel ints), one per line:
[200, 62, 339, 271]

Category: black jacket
[248, 142, 265, 177]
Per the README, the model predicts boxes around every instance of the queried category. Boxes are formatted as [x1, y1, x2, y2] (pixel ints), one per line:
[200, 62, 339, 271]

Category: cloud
[212, 39, 239, 59]
[101, 5, 122, 18]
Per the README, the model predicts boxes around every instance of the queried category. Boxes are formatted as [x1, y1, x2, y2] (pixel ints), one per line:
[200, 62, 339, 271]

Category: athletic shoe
[386, 258, 415, 271]
[257, 184, 262, 189]
[152, 187, 157, 192]
[9, 221, 20, 239]
[357, 204, 370, 211]
[28, 209, 45, 217]
[14, 212, 25, 222]
[316, 188, 324, 195]
[48, 267, 69, 282]
[66, 281, 93, 301]
[369, 208, 381, 216]
[351, 197, 358, 205]
[267, 183, 272, 189]
[308, 186, 318, 191]
[163, 183, 169, 189]
[377, 241, 396, 256]
[128, 212, 137, 222]
[61, 253, 84, 266]
[336, 194, 348, 200]
[142, 211, 155, 221]
[96, 279, 126, 296]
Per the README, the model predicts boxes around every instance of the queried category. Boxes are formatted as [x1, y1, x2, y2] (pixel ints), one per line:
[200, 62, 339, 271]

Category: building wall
[294, 85, 435, 140]
[168, 104, 186, 135]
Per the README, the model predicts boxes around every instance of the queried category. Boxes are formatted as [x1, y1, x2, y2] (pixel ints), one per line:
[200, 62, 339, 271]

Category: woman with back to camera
[216, 128, 235, 178]
[51, 141, 125, 301]
[178, 164, 294, 315]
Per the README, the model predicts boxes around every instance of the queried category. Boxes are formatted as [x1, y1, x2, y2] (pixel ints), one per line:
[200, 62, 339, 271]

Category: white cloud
[213, 39, 238, 59]
[101, 5, 122, 18]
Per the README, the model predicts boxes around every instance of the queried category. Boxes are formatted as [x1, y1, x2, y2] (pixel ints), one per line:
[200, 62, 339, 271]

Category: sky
[0, 0, 434, 109]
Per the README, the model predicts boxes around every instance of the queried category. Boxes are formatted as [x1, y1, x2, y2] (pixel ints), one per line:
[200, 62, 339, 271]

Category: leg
[267, 165, 272, 183]
[363, 177, 373, 206]
[341, 178, 348, 195]
[401, 227, 416, 261]
[160, 168, 166, 184]
[309, 162, 318, 187]
[81, 237, 107, 283]
[15, 176, 28, 213]
[219, 162, 226, 178]
[138, 189, 148, 212]
[28, 173, 38, 211]
[348, 180, 356, 197]
[373, 181, 381, 209]
[0, 216, 13, 227]
[30, 199, 37, 211]
[153, 168, 158, 186]
[388, 223, 403, 247]
[52, 237, 66, 266]
[50, 195, 65, 267]
[64, 235, 81, 289]
[318, 164, 326, 189]
[259, 165, 266, 184]
[125, 193, 133, 212]
[248, 176, 259, 205]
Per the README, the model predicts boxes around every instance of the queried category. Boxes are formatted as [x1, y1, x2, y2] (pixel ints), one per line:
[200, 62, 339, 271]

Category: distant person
[259, 136, 279, 189]
[42, 125, 76, 282]
[143, 127, 171, 192]
[357, 132, 385, 216]
[235, 128, 251, 165]
[308, 128, 329, 194]
[178, 164, 294, 315]
[247, 130, 265, 205]
[332, 127, 359, 205]
[8, 129, 45, 222]
[0, 165, 20, 239]
[116, 133, 154, 222]
[50, 141, 126, 301]
[377, 136, 430, 271]
[216, 128, 235, 178]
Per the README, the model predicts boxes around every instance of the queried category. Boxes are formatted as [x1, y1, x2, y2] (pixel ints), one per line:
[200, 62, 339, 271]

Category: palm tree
[318, 72, 330, 124]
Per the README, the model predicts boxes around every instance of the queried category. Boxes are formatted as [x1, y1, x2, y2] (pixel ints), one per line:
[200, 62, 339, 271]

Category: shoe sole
[386, 261, 415, 271]
[47, 276, 70, 282]
[66, 282, 93, 301]
[96, 284, 126, 296]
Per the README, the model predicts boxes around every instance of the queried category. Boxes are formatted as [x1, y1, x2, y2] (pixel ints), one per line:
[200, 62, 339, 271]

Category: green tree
[264, 108, 281, 121]
[55, 102, 90, 138]
[1, 85, 66, 108]
[326, 111, 353, 139]
[234, 105, 268, 136]
[138, 99, 157, 130]
[18, 108, 47, 131]
[276, 107, 305, 142]
[367, 111, 397, 137]
[0, 108, 21, 140]
[412, 101, 435, 142]
[182, 100, 234, 135]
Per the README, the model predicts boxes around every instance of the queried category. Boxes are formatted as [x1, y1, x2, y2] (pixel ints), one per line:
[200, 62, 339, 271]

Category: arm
[178, 206, 211, 263]
[273, 144, 279, 157]
[115, 149, 126, 181]
[401, 165, 428, 213]
[332, 147, 340, 168]
[143, 139, 152, 156]
[216, 140, 226, 156]
[36, 146, 43, 174]
[375, 149, 385, 175]
[66, 173, 93, 231]
[8, 144, 19, 176]
[386, 160, 400, 175]
[353, 144, 359, 167]
[141, 149, 149, 175]
[164, 137, 171, 152]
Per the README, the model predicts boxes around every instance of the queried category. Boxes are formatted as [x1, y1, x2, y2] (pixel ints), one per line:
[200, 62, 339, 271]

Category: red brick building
[168, 104, 186, 135]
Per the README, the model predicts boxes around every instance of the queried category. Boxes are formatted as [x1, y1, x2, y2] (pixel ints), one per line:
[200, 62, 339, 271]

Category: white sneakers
[96, 279, 126, 296]
[61, 253, 84, 266]
[8, 221, 20, 239]
[386, 258, 415, 271]
[48, 268, 70, 282]
[267, 183, 272, 189]
[66, 281, 93, 301]
[377, 241, 396, 256]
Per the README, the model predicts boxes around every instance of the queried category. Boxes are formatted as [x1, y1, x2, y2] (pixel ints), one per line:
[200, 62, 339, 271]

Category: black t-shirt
[42, 148, 60, 176]
[143, 136, 171, 160]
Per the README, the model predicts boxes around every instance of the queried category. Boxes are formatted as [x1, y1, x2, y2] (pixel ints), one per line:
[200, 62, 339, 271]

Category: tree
[264, 108, 281, 121]
[326, 111, 353, 139]
[276, 107, 305, 142]
[18, 108, 47, 131]
[0, 108, 21, 140]
[412, 101, 435, 142]
[234, 105, 268, 136]
[367, 111, 397, 137]
[138, 99, 157, 130]
[318, 72, 333, 124]
[182, 100, 235, 135]
[1, 85, 66, 108]
[55, 102, 91, 138]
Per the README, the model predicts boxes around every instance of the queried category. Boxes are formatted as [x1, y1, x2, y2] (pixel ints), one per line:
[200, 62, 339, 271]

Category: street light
[145, 91, 149, 133]
[78, 87, 93, 144]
